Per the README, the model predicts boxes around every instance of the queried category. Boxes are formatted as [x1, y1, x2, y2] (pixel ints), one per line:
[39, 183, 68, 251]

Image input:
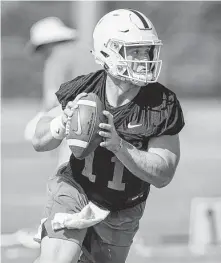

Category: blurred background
[1, 1, 221, 263]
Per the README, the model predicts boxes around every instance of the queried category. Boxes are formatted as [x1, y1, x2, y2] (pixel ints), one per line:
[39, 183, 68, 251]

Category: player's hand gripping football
[99, 111, 122, 153]
[61, 93, 87, 126]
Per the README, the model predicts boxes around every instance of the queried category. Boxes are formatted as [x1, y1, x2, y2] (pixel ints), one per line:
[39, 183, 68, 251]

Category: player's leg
[92, 240, 130, 263]
[91, 201, 146, 263]
[83, 229, 130, 263]
[34, 166, 89, 263]
[37, 236, 82, 263]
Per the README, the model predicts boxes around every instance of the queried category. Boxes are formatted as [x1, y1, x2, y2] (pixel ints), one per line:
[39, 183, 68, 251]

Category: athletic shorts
[38, 166, 146, 262]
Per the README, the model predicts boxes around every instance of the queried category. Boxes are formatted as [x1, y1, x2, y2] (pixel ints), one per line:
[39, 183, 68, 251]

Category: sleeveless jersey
[56, 70, 185, 211]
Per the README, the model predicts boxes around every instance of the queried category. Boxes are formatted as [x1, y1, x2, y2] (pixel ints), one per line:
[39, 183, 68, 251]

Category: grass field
[1, 98, 221, 263]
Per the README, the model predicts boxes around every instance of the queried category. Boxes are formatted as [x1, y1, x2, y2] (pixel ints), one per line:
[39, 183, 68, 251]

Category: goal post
[189, 197, 221, 253]
[69, 1, 108, 47]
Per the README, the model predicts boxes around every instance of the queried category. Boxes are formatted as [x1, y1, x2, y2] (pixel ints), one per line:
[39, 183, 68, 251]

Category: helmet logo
[129, 9, 151, 29]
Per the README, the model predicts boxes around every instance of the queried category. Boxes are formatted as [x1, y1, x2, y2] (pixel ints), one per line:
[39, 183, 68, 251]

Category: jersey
[56, 70, 185, 211]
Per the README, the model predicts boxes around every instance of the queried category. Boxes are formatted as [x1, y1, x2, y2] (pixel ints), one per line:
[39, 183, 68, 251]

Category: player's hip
[51, 163, 148, 214]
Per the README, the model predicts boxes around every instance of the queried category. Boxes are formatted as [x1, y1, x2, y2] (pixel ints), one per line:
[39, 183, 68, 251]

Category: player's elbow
[154, 178, 171, 189]
[154, 168, 175, 188]
[32, 144, 42, 152]
[153, 154, 179, 188]
[152, 178, 169, 189]
[32, 135, 45, 152]
[32, 133, 62, 152]
[32, 137, 41, 152]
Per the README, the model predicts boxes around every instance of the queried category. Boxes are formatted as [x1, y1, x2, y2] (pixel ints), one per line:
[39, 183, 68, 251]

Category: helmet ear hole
[104, 64, 109, 70]
[100, 50, 109, 58]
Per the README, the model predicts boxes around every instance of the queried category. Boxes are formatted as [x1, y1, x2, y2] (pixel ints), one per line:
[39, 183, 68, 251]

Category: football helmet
[92, 9, 162, 85]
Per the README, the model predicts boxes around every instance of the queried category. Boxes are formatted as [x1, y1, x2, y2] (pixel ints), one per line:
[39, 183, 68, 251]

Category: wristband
[50, 116, 66, 140]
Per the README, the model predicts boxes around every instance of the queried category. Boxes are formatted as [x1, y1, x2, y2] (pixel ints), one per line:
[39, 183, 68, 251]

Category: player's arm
[32, 105, 66, 152]
[32, 93, 87, 152]
[115, 135, 180, 188]
[99, 111, 180, 188]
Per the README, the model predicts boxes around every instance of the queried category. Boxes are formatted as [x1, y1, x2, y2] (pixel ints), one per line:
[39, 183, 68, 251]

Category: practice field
[1, 98, 221, 263]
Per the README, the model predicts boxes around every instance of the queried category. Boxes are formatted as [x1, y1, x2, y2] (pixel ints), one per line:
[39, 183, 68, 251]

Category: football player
[32, 9, 185, 263]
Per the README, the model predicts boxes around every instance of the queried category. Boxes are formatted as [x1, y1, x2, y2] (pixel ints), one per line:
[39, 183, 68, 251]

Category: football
[66, 93, 106, 159]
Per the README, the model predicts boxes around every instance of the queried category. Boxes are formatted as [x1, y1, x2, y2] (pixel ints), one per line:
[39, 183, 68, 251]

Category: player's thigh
[88, 229, 130, 263]
[37, 166, 88, 247]
[93, 242, 130, 263]
[89, 202, 146, 263]
[39, 236, 82, 263]
[94, 201, 146, 246]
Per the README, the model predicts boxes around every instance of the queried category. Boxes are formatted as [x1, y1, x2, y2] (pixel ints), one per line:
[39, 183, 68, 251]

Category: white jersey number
[82, 153, 125, 191]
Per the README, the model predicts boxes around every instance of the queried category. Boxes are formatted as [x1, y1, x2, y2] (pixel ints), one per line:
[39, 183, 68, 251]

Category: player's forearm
[115, 140, 174, 188]
[32, 116, 63, 152]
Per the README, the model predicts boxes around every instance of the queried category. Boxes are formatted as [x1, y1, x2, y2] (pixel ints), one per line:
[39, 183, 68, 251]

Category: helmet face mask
[92, 9, 163, 85]
[110, 40, 162, 85]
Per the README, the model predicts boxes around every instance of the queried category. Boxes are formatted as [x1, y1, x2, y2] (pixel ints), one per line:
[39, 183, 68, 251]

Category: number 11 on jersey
[82, 153, 125, 191]
[108, 156, 125, 191]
